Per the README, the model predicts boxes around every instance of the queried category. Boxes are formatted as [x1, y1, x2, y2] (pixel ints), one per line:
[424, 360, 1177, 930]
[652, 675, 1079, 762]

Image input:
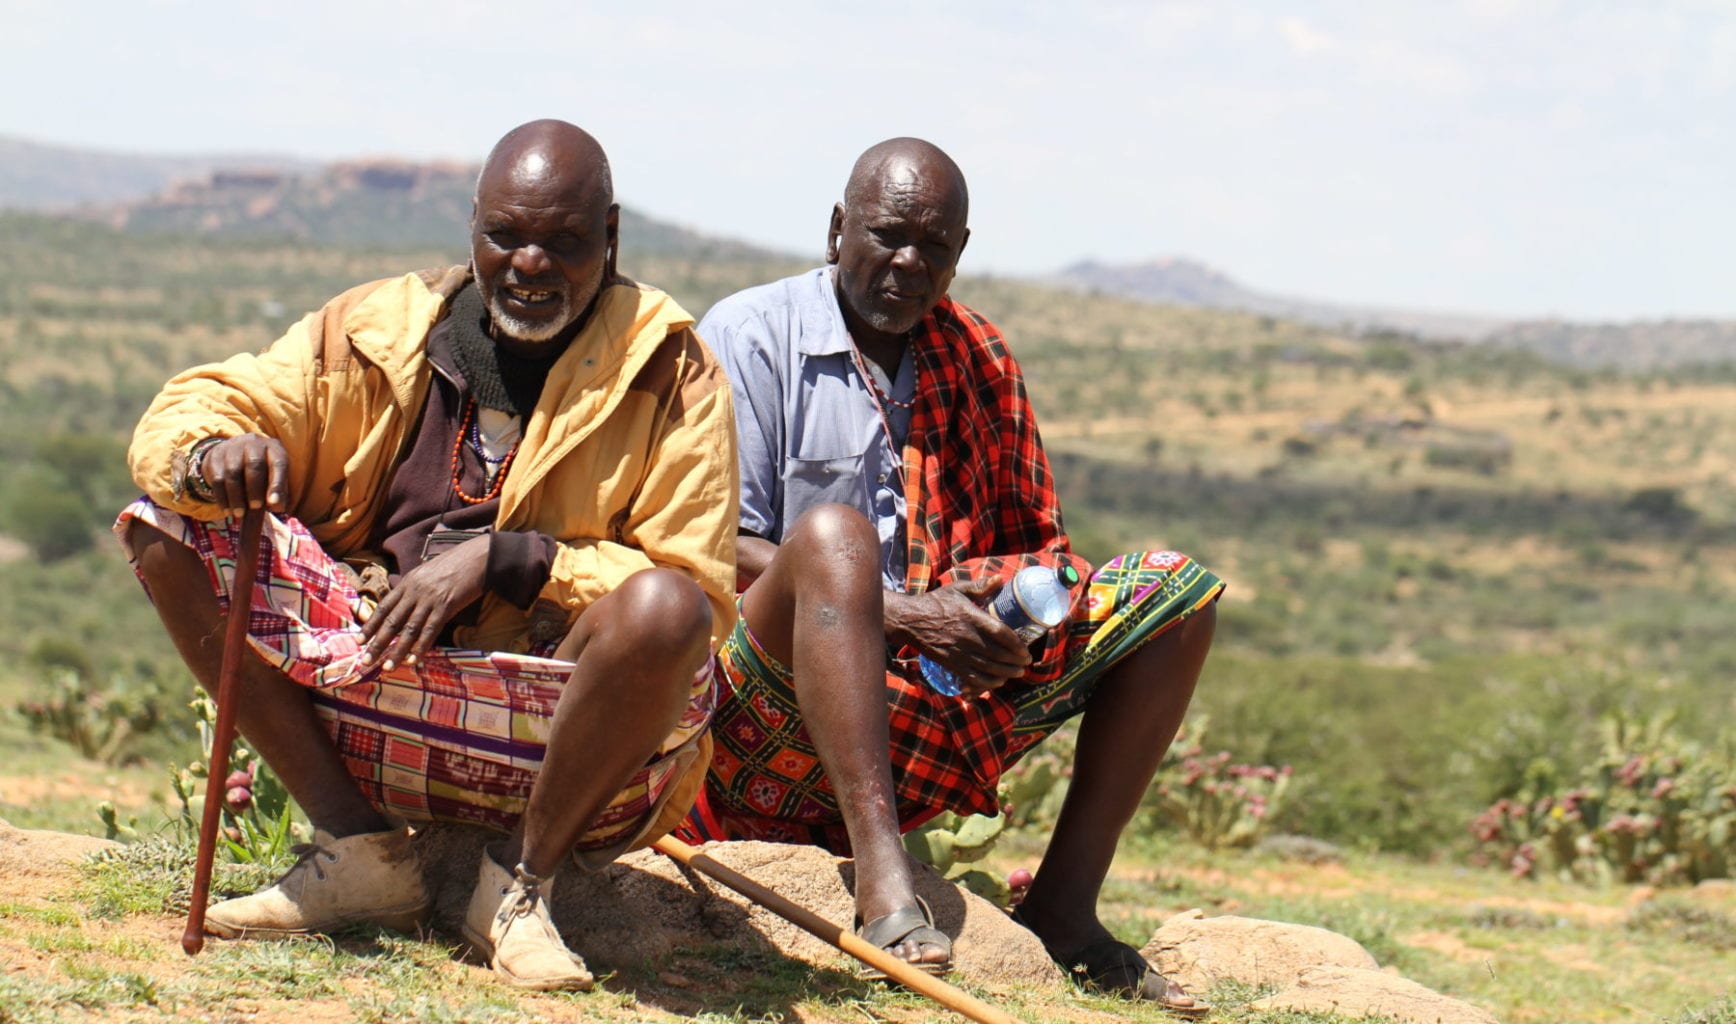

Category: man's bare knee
[781, 503, 879, 571]
[608, 568, 712, 660]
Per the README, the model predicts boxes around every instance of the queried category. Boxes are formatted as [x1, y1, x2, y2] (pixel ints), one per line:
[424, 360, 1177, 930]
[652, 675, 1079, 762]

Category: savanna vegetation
[0, 207, 1731, 1022]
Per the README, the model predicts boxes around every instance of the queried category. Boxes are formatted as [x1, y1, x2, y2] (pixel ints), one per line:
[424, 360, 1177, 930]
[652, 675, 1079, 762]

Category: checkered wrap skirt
[675, 551, 1223, 853]
[116, 499, 713, 856]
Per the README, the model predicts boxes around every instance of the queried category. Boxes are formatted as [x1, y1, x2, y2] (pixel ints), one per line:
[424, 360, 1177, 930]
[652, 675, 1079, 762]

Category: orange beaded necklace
[448, 398, 522, 505]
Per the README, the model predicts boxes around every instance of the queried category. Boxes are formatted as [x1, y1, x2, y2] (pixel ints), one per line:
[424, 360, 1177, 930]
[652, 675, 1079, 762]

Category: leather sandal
[1012, 907, 1210, 1017]
[855, 895, 952, 980]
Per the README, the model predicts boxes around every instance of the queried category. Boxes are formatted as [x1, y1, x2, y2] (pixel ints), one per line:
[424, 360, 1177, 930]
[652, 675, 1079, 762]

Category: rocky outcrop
[412, 824, 1061, 988]
[1141, 907, 1381, 991]
[1250, 965, 1501, 1024]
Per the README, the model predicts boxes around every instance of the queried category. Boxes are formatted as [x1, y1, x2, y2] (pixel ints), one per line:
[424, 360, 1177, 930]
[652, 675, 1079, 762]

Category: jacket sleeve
[531, 342, 741, 651]
[127, 312, 323, 521]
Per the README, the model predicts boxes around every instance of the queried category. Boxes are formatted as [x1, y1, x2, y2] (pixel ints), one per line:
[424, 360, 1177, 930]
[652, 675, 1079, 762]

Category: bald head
[827, 138, 971, 345]
[843, 137, 968, 224]
[469, 119, 620, 350]
[476, 118, 613, 212]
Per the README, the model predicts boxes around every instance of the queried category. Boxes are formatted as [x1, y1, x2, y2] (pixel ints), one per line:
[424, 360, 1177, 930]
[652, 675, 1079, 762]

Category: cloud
[1279, 16, 1336, 56]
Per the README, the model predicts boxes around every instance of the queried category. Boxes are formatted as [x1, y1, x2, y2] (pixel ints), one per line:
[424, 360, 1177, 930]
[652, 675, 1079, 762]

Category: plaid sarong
[116, 498, 714, 856]
[675, 550, 1223, 852]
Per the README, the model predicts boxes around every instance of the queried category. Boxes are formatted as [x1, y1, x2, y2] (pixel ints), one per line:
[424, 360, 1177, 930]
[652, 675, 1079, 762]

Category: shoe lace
[284, 838, 340, 883]
[498, 862, 552, 924]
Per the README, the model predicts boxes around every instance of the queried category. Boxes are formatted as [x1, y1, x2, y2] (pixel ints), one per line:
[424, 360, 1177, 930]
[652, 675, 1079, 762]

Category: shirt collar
[797, 266, 858, 357]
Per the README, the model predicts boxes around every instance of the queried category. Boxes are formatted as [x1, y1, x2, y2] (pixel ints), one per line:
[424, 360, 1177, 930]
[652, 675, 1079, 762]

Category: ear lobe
[825, 203, 846, 264]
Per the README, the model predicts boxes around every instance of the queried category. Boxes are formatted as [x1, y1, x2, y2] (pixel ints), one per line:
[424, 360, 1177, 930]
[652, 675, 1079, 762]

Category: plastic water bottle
[919, 563, 1082, 696]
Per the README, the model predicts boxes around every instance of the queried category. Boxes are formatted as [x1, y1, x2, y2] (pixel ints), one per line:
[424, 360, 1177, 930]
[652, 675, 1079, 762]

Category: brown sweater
[365, 311, 557, 617]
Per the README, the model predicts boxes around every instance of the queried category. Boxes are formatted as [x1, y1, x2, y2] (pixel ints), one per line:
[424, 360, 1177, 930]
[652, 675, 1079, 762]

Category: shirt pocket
[785, 452, 867, 515]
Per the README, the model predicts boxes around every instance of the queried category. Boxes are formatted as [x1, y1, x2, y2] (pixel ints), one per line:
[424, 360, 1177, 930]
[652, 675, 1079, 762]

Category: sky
[3, 1, 1732, 321]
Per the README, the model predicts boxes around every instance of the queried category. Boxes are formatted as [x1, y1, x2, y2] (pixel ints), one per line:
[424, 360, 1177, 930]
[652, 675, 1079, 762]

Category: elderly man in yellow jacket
[116, 119, 737, 992]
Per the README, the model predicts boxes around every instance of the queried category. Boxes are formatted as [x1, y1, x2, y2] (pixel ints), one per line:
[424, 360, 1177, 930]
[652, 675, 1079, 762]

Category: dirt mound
[412, 824, 1063, 989]
[0, 817, 117, 887]
[1141, 907, 1380, 991]
[1250, 965, 1502, 1024]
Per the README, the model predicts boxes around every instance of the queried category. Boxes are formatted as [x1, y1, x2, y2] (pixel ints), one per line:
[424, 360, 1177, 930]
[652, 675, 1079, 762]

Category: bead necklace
[853, 346, 916, 412]
[449, 398, 522, 505]
[469, 416, 513, 465]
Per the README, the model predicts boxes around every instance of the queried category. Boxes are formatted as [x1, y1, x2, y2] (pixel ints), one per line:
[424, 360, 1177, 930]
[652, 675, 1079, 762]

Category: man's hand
[200, 435, 290, 515]
[886, 577, 1031, 694]
[359, 534, 492, 671]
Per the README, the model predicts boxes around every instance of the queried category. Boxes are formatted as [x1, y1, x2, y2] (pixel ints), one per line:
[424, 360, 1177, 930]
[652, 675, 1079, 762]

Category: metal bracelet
[184, 438, 224, 503]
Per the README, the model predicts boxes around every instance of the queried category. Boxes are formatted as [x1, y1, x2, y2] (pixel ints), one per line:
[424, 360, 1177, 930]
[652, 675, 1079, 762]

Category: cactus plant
[903, 811, 1011, 904]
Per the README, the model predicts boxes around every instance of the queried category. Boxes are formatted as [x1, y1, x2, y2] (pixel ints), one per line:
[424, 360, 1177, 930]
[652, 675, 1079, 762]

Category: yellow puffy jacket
[129, 267, 739, 652]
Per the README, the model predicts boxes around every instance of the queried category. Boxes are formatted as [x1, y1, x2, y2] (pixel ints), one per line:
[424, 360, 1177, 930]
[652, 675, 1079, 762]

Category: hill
[1483, 317, 1736, 372]
[1055, 257, 1505, 342]
[1059, 257, 1736, 370]
[15, 135, 1733, 373]
[0, 134, 313, 210]
[74, 157, 783, 261]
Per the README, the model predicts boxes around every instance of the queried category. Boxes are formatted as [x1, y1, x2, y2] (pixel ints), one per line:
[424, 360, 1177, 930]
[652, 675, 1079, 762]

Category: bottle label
[920, 566, 1075, 696]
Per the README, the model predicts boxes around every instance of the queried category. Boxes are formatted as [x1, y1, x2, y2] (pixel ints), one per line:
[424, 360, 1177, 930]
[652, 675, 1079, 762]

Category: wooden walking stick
[653, 835, 1023, 1024]
[182, 506, 266, 955]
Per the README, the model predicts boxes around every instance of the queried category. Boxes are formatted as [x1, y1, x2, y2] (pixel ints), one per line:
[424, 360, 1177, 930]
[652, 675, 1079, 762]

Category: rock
[0, 817, 118, 888]
[411, 825, 1062, 989]
[1140, 908, 1379, 992]
[1250, 965, 1501, 1024]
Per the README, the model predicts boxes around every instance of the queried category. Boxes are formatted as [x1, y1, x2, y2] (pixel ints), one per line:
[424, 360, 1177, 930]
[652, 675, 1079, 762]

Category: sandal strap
[858, 896, 939, 951]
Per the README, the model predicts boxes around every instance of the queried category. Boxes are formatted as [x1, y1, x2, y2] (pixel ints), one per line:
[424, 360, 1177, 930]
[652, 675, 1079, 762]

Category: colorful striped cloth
[677, 550, 1223, 852]
[116, 498, 714, 857]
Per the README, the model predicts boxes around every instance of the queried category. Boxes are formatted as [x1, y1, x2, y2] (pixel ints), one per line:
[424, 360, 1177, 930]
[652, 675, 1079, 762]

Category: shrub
[1469, 713, 1736, 885]
[17, 669, 171, 765]
[999, 714, 1292, 850]
[1144, 715, 1292, 849]
[1, 487, 95, 560]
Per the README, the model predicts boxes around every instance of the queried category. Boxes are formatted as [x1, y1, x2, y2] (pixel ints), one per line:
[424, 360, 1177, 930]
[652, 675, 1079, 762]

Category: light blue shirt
[699, 267, 916, 591]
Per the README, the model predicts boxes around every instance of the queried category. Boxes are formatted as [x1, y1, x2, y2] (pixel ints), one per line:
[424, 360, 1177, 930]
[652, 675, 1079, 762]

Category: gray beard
[853, 299, 923, 337]
[487, 290, 575, 344]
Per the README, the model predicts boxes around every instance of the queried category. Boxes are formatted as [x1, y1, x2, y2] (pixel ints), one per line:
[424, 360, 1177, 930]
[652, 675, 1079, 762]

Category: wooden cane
[182, 506, 267, 956]
[653, 835, 1022, 1024]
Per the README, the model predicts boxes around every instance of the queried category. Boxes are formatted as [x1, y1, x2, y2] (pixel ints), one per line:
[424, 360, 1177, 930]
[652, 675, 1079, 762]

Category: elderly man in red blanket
[676, 138, 1222, 1014]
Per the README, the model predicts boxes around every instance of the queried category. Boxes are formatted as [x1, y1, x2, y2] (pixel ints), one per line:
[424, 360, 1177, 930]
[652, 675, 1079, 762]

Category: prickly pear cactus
[903, 812, 1011, 904]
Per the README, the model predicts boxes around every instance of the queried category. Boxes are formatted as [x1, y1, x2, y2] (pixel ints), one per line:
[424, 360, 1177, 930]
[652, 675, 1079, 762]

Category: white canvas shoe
[461, 850, 594, 992]
[204, 827, 429, 939]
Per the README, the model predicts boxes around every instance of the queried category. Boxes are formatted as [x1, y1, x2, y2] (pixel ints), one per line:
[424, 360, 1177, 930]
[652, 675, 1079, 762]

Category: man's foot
[204, 827, 430, 939]
[461, 849, 593, 992]
[856, 896, 952, 979]
[1011, 907, 1208, 1016]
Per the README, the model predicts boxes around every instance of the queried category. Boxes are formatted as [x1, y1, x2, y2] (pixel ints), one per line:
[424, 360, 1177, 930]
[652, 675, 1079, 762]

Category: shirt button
[878, 474, 887, 484]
